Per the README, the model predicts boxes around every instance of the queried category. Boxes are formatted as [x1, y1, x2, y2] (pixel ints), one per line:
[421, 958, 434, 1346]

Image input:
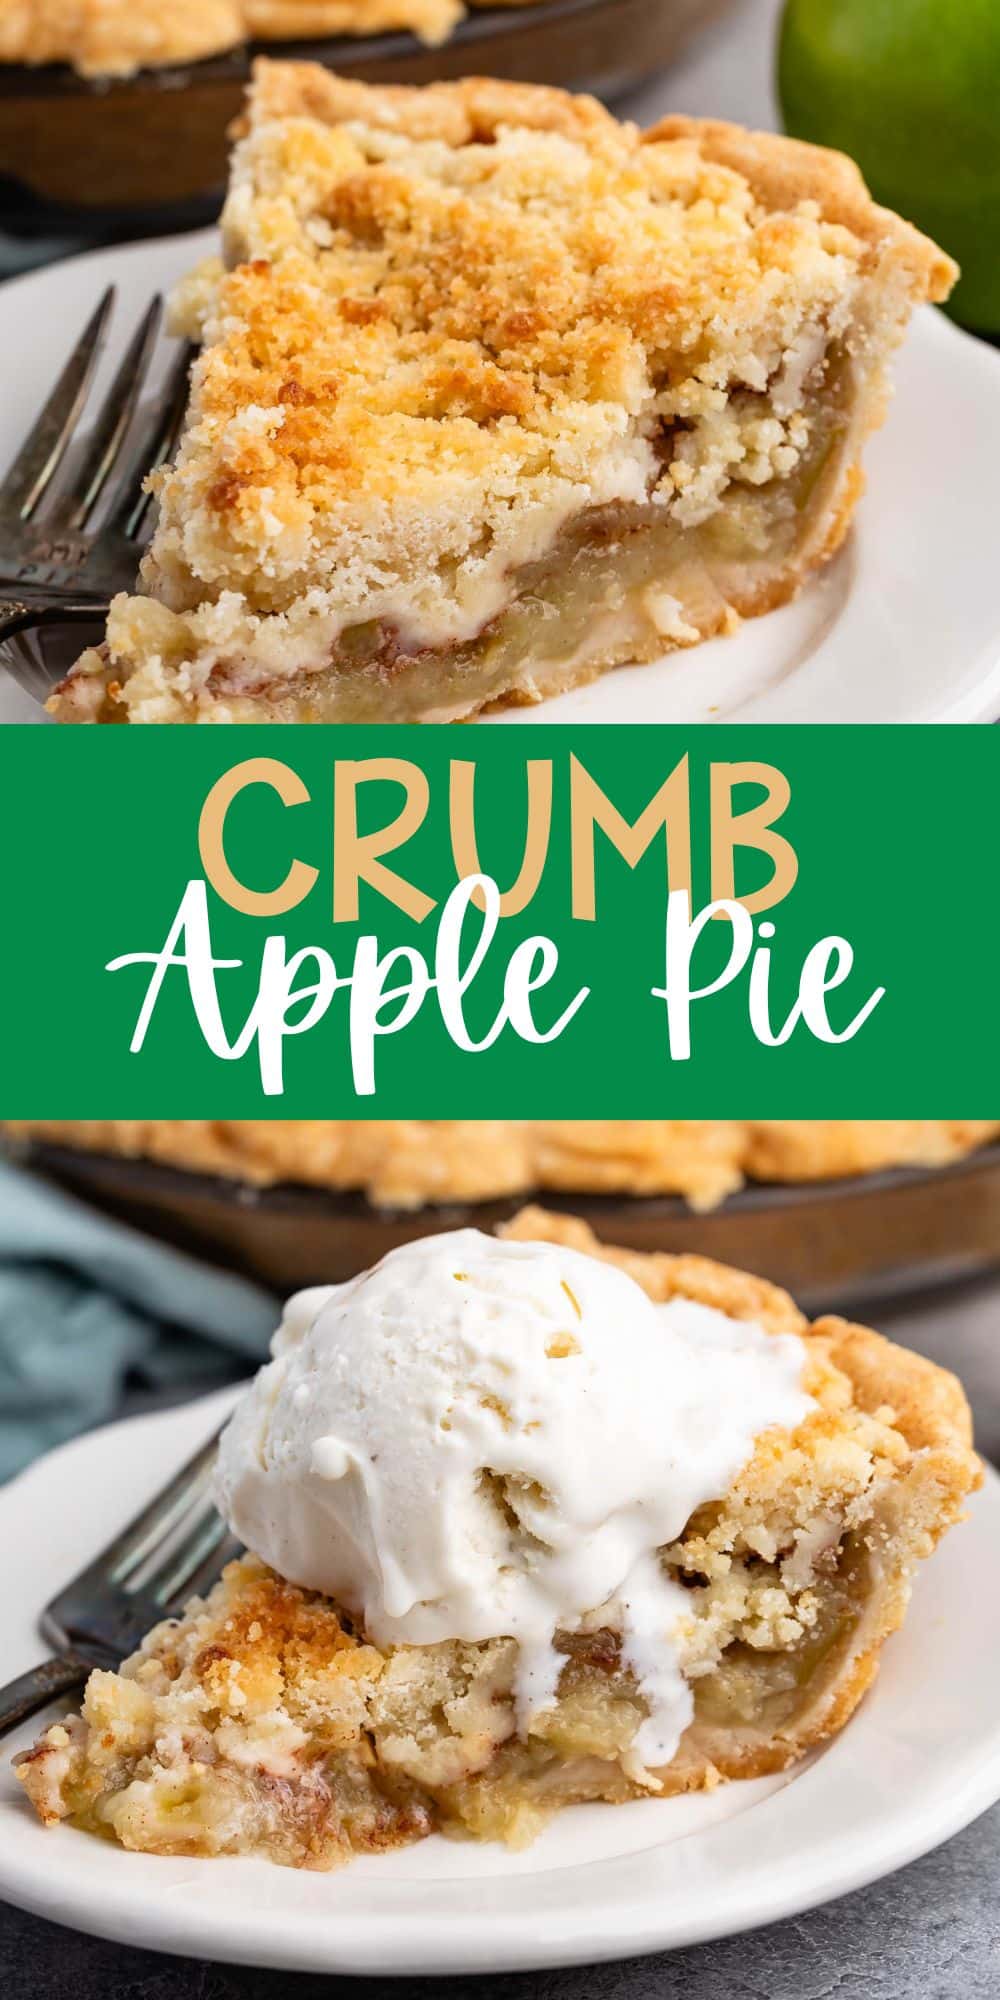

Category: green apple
[777, 0, 1000, 332]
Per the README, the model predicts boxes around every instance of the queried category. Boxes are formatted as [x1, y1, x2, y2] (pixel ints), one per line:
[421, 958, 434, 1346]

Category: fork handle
[0, 596, 106, 644]
[0, 1652, 95, 1739]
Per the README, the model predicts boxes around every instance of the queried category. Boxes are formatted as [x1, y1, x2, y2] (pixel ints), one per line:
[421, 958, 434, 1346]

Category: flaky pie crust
[7, 1119, 999, 1212]
[0, 0, 544, 75]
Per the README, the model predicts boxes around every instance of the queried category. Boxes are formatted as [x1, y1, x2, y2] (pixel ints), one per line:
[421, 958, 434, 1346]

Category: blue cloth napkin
[0, 1162, 279, 1481]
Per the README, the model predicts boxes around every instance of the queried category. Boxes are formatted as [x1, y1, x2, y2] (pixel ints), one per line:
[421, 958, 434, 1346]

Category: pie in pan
[16, 1210, 980, 1866]
[8, 1119, 999, 1212]
[0, 0, 544, 75]
[48, 62, 955, 723]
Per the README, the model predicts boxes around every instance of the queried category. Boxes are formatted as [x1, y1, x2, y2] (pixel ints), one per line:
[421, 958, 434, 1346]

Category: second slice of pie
[16, 1216, 979, 1865]
[50, 62, 955, 723]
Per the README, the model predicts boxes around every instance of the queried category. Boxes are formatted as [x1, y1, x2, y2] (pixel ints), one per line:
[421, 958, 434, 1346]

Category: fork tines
[0, 288, 193, 608]
[0, 286, 117, 524]
[47, 294, 163, 534]
[45, 1426, 243, 1657]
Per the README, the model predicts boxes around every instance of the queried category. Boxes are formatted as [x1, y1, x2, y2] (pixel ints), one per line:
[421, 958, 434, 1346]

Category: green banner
[0, 726, 995, 1117]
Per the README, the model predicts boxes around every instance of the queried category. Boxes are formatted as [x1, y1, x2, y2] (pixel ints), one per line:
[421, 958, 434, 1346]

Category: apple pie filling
[14, 1518, 877, 1864]
[54, 351, 853, 724]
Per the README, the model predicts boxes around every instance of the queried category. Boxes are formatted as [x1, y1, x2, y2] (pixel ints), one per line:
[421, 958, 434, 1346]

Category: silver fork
[0, 1422, 242, 1737]
[0, 286, 193, 705]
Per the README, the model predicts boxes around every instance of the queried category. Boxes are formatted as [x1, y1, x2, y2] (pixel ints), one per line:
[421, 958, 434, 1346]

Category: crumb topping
[151, 66, 880, 645]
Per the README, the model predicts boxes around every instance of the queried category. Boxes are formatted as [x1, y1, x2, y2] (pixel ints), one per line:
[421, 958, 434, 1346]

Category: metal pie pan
[12, 1137, 1000, 1314]
[0, 0, 735, 220]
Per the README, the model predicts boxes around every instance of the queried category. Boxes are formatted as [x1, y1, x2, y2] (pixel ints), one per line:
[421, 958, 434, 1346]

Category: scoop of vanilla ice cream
[216, 1229, 812, 1777]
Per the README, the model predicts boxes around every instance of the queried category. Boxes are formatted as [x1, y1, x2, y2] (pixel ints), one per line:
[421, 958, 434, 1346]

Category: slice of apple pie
[48, 62, 954, 723]
[17, 1213, 979, 1867]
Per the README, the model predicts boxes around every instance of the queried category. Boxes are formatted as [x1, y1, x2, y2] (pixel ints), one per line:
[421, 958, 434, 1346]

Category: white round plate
[2, 1389, 999, 1974]
[1, 235, 999, 725]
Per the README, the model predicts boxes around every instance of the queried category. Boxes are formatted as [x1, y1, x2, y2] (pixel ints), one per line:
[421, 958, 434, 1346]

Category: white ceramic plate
[0, 233, 999, 725]
[2, 1388, 999, 1974]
